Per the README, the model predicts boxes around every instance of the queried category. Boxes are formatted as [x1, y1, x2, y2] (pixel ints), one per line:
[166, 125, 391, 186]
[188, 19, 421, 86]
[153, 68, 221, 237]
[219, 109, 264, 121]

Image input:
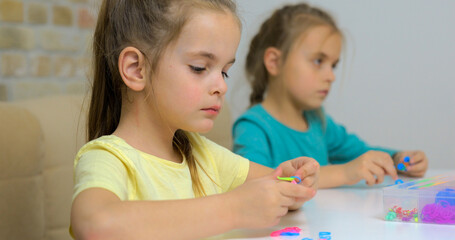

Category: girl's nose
[211, 73, 228, 96]
[326, 68, 336, 83]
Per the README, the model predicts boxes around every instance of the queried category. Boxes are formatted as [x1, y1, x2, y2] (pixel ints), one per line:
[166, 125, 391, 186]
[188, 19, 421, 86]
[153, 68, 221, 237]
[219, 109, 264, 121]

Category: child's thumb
[270, 167, 283, 180]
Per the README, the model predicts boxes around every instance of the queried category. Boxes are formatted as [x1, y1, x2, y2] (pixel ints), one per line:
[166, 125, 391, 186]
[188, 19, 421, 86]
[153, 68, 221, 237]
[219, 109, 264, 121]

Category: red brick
[78, 7, 96, 29]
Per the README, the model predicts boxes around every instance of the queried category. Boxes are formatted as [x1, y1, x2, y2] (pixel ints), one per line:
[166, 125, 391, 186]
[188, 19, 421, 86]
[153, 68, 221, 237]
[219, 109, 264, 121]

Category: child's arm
[71, 169, 313, 240]
[319, 150, 398, 188]
[71, 188, 234, 240]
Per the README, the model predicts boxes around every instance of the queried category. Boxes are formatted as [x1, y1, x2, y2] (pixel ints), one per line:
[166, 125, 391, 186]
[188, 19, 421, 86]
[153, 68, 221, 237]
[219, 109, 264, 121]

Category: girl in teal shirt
[233, 3, 428, 188]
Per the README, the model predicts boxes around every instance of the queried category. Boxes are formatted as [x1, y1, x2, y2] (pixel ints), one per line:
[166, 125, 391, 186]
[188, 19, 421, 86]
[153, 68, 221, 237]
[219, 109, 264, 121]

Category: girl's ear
[118, 47, 146, 91]
[263, 47, 282, 76]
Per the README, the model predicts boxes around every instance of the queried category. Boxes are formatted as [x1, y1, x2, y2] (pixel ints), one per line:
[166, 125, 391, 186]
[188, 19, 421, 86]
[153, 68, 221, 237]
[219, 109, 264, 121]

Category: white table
[210, 169, 455, 240]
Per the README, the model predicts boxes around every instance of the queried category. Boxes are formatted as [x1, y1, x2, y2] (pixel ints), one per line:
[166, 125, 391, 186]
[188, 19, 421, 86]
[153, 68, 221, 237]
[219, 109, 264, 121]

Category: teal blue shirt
[232, 105, 397, 168]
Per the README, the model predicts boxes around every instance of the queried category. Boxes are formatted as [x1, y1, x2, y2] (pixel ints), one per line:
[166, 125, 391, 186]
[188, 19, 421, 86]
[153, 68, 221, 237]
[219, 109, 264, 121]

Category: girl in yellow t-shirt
[70, 1, 319, 239]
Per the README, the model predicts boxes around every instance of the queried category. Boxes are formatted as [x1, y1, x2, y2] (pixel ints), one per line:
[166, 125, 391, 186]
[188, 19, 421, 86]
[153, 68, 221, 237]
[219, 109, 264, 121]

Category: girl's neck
[262, 95, 308, 132]
[113, 100, 183, 164]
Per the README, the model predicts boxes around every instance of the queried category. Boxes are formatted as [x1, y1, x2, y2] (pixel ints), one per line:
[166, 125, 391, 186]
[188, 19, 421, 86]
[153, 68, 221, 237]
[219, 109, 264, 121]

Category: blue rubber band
[290, 176, 301, 183]
[404, 156, 410, 163]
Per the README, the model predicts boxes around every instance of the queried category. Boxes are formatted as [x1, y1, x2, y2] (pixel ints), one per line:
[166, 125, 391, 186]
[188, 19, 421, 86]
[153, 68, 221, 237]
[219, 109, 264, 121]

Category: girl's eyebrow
[188, 51, 236, 64]
[315, 52, 339, 65]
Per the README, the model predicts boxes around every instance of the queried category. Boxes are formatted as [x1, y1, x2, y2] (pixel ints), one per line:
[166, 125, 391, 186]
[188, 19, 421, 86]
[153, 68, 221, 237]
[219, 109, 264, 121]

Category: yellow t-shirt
[73, 133, 249, 201]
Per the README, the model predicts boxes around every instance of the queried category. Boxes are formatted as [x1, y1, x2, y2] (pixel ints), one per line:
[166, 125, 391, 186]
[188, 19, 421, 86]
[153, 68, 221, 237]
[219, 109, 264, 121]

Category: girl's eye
[332, 63, 338, 69]
[189, 65, 206, 73]
[222, 71, 229, 79]
[313, 59, 323, 66]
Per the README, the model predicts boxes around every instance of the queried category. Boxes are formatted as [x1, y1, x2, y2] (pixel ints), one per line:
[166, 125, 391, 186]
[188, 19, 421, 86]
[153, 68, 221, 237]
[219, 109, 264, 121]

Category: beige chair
[0, 95, 232, 240]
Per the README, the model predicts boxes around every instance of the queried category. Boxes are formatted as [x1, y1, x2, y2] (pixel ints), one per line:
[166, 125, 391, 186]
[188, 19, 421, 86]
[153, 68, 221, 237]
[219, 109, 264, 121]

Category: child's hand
[393, 150, 428, 177]
[226, 167, 315, 229]
[278, 156, 319, 196]
[344, 150, 398, 186]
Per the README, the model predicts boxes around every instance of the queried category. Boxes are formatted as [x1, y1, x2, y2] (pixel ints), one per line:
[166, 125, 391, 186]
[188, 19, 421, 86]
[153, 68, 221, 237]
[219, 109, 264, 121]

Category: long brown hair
[246, 3, 340, 106]
[88, 0, 239, 197]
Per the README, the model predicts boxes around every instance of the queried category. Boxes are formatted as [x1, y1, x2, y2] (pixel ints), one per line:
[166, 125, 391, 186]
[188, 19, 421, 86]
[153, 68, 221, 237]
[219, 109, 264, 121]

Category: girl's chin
[302, 104, 323, 111]
[186, 121, 215, 133]
[196, 127, 213, 134]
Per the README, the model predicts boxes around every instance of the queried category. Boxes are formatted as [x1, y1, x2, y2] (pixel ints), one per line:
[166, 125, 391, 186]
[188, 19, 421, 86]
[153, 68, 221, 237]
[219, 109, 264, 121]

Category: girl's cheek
[181, 86, 203, 105]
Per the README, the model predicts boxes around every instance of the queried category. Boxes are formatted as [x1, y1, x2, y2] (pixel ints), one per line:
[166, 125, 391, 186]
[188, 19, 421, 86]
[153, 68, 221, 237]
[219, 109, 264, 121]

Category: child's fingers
[363, 171, 376, 186]
[368, 164, 385, 184]
[404, 151, 427, 173]
[409, 151, 425, 165]
[278, 195, 297, 208]
[294, 160, 319, 179]
[372, 156, 398, 180]
[300, 175, 317, 188]
[407, 160, 427, 173]
[292, 156, 318, 168]
[279, 182, 315, 200]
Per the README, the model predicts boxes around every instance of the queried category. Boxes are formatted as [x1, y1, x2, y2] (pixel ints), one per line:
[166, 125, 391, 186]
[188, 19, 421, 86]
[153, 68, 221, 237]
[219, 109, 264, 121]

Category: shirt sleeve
[73, 149, 129, 201]
[232, 119, 273, 167]
[199, 135, 250, 192]
[324, 114, 397, 164]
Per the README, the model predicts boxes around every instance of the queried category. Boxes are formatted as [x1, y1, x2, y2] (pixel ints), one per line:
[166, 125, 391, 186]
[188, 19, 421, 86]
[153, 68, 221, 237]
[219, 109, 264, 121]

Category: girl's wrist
[341, 162, 359, 185]
[340, 163, 351, 185]
[221, 191, 241, 230]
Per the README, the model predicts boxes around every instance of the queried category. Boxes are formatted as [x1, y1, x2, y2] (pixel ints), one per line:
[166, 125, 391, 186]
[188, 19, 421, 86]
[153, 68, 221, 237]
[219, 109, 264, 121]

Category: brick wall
[0, 0, 99, 101]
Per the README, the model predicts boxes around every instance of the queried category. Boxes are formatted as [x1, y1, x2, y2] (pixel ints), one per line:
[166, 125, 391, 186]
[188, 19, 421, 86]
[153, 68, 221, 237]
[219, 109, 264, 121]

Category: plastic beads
[397, 163, 406, 171]
[403, 156, 410, 163]
[386, 206, 418, 221]
[277, 176, 301, 184]
[291, 176, 301, 183]
[319, 231, 332, 240]
[385, 211, 397, 220]
[397, 156, 410, 171]
[395, 179, 404, 184]
[270, 227, 301, 237]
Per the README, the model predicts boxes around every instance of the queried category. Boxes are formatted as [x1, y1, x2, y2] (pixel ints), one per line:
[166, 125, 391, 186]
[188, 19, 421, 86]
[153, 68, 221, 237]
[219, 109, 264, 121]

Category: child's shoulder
[76, 135, 134, 158]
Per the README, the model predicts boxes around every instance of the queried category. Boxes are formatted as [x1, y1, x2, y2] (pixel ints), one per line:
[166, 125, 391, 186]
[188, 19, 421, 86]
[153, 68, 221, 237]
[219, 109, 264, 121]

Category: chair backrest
[18, 95, 87, 240]
[0, 102, 45, 240]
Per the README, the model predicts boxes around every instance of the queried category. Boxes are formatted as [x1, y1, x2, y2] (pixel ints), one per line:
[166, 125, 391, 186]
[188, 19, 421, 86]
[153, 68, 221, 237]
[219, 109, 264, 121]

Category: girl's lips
[202, 106, 221, 115]
[319, 90, 329, 96]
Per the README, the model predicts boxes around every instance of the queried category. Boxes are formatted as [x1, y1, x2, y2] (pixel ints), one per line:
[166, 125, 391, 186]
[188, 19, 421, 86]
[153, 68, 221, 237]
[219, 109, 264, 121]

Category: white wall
[229, 0, 455, 169]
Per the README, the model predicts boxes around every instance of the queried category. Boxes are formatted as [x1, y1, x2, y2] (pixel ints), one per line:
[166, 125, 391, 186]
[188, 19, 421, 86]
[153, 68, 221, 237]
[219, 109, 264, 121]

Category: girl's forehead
[172, 10, 241, 57]
[294, 26, 341, 53]
[184, 9, 240, 32]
